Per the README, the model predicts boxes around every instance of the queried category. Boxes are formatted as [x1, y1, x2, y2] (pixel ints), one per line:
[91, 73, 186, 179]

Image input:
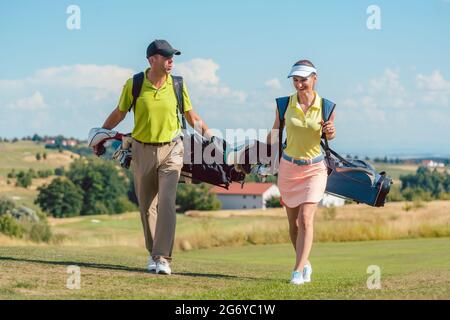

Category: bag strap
[275, 96, 290, 160]
[171, 75, 187, 130]
[319, 99, 354, 166]
[320, 97, 335, 161]
[128, 72, 145, 113]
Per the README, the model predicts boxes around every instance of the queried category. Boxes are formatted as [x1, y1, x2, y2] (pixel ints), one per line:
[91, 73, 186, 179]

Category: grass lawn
[0, 237, 449, 299]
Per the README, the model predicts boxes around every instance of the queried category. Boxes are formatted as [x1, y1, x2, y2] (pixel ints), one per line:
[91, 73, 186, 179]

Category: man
[95, 39, 212, 275]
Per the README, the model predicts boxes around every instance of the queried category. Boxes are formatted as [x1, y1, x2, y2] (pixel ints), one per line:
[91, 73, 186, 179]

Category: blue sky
[1, 0, 449, 157]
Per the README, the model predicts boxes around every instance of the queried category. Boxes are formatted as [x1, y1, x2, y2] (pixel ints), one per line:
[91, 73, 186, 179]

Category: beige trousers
[132, 138, 184, 262]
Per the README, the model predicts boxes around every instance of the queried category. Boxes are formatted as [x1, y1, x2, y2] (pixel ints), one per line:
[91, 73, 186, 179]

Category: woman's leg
[294, 202, 318, 272]
[285, 205, 301, 250]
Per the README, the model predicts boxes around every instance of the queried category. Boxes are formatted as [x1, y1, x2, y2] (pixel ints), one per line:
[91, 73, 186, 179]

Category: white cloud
[0, 64, 135, 139]
[174, 58, 247, 105]
[175, 58, 220, 85]
[8, 91, 46, 110]
[265, 78, 282, 90]
[416, 70, 450, 107]
[367, 68, 413, 108]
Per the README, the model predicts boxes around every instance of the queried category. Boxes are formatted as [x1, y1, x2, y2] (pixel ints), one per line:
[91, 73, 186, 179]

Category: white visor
[287, 65, 317, 78]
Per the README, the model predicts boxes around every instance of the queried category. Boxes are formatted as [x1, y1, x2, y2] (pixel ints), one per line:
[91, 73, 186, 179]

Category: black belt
[134, 137, 180, 147]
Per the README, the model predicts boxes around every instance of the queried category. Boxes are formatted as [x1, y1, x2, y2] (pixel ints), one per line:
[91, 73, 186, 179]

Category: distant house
[44, 139, 56, 145]
[63, 139, 78, 147]
[210, 183, 280, 210]
[422, 160, 445, 168]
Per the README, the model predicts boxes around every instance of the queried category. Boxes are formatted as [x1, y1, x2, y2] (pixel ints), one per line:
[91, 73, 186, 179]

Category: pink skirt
[277, 157, 328, 208]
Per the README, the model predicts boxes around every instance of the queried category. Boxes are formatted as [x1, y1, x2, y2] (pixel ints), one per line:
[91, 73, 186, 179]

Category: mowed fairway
[0, 237, 449, 299]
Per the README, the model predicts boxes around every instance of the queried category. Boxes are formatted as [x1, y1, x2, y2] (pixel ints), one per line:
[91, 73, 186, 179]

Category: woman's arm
[323, 111, 336, 140]
[266, 108, 281, 145]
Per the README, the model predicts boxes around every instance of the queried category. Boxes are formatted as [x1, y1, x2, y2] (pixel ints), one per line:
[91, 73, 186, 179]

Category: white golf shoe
[290, 271, 304, 285]
[156, 259, 172, 275]
[147, 256, 156, 273]
[303, 264, 313, 283]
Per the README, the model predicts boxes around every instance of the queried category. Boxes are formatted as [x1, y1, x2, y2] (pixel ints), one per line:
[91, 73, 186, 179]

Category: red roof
[210, 183, 276, 195]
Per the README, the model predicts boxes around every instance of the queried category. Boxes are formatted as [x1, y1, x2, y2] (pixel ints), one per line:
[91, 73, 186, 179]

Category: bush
[176, 184, 221, 212]
[265, 196, 282, 208]
[15, 171, 33, 188]
[54, 167, 65, 176]
[7, 170, 15, 179]
[35, 178, 84, 218]
[402, 187, 433, 202]
[387, 184, 404, 202]
[110, 196, 137, 214]
[28, 222, 52, 243]
[0, 214, 24, 238]
[37, 169, 53, 178]
[0, 197, 15, 215]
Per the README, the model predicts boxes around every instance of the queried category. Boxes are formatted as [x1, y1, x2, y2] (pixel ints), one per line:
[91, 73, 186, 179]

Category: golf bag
[276, 96, 392, 207]
[180, 133, 274, 189]
[179, 134, 245, 189]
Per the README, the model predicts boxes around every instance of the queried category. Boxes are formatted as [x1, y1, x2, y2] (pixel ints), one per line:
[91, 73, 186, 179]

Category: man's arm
[92, 107, 127, 155]
[102, 107, 127, 129]
[184, 109, 213, 139]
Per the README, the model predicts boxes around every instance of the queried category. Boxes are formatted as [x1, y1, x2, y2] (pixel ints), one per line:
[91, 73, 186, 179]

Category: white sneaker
[303, 265, 313, 283]
[147, 256, 156, 273]
[156, 259, 172, 275]
[290, 271, 304, 285]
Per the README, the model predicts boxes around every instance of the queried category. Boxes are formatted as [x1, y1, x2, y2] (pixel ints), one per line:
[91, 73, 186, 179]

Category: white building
[211, 183, 280, 210]
[423, 160, 445, 168]
[320, 193, 346, 207]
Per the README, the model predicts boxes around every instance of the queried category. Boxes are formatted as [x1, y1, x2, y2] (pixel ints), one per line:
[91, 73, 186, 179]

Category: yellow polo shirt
[118, 69, 193, 143]
[283, 91, 323, 159]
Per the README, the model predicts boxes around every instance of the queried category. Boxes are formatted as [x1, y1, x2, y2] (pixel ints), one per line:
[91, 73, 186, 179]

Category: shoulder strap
[171, 75, 187, 130]
[276, 96, 290, 122]
[275, 96, 290, 160]
[321, 98, 336, 122]
[128, 72, 145, 113]
[319, 97, 349, 167]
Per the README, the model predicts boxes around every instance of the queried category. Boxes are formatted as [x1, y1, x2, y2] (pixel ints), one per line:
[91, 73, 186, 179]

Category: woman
[267, 60, 336, 285]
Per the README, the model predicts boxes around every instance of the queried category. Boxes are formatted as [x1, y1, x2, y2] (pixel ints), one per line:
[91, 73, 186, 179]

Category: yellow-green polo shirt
[118, 69, 193, 143]
[283, 91, 323, 159]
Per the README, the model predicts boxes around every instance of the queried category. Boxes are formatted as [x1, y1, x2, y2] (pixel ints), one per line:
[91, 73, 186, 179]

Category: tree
[32, 134, 42, 142]
[35, 153, 41, 161]
[43, 152, 47, 160]
[35, 178, 84, 218]
[65, 158, 134, 215]
[176, 184, 221, 212]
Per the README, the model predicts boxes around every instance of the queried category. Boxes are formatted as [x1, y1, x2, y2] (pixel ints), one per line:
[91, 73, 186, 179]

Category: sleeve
[182, 82, 193, 112]
[118, 78, 133, 112]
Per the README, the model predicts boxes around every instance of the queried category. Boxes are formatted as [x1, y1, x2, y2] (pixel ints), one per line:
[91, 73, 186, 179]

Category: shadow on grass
[0, 256, 251, 280]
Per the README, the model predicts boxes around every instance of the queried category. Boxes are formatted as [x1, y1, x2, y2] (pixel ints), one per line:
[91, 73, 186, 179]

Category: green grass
[0, 238, 448, 299]
[0, 141, 76, 177]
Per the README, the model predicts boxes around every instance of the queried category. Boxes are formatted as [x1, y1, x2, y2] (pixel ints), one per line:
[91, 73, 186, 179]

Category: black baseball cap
[146, 39, 181, 58]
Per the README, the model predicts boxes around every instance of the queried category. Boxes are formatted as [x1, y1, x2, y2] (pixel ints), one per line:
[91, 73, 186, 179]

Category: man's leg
[152, 139, 184, 262]
[132, 140, 158, 254]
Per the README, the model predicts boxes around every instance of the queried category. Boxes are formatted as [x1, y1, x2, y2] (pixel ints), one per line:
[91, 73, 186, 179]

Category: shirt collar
[290, 91, 321, 109]
[144, 68, 172, 89]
